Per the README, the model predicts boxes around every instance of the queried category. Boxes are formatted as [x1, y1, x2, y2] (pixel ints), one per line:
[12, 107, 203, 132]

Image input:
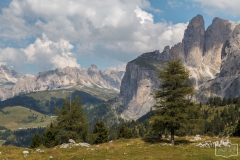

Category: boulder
[68, 139, 76, 144]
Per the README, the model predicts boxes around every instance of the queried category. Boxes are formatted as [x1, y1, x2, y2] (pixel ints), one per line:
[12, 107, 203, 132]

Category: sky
[0, 0, 240, 75]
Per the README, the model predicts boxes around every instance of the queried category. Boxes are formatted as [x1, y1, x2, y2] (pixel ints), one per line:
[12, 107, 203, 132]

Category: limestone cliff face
[197, 23, 240, 101]
[220, 23, 240, 77]
[103, 68, 124, 90]
[182, 14, 205, 67]
[0, 65, 124, 100]
[118, 15, 235, 120]
[203, 17, 235, 71]
[119, 54, 161, 120]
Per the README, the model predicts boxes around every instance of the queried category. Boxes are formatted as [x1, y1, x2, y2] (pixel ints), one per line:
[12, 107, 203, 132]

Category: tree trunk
[171, 129, 174, 145]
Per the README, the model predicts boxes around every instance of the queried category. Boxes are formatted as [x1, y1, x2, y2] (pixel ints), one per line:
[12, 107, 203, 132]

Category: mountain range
[0, 64, 124, 101]
[1, 14, 240, 122]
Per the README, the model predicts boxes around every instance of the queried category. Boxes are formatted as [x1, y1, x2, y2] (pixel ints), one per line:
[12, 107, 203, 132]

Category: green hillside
[0, 106, 54, 130]
[0, 86, 121, 133]
[0, 86, 119, 114]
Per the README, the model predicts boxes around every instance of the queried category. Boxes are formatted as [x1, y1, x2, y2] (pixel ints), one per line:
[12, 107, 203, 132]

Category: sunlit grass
[0, 137, 239, 160]
[0, 106, 53, 130]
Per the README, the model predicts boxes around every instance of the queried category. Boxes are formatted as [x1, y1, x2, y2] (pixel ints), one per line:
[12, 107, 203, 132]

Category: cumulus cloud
[192, 0, 240, 16]
[0, 0, 188, 73]
[134, 6, 153, 24]
[0, 47, 26, 69]
[23, 34, 80, 71]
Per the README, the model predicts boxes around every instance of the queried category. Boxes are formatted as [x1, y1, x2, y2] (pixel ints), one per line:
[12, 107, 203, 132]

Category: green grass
[0, 137, 239, 159]
[0, 106, 54, 130]
[80, 86, 119, 101]
[0, 140, 5, 146]
[27, 86, 119, 102]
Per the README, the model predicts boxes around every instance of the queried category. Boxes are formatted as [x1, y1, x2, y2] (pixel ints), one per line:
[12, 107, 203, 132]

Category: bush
[118, 125, 132, 139]
[91, 121, 109, 144]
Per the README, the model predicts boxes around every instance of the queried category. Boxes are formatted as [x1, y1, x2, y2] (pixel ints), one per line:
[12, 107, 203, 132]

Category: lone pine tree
[152, 59, 196, 145]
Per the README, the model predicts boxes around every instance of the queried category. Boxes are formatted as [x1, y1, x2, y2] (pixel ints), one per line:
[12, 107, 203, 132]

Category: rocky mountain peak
[103, 67, 118, 75]
[89, 64, 98, 69]
[0, 64, 125, 100]
[189, 14, 204, 28]
[182, 14, 205, 67]
[0, 65, 22, 86]
[202, 17, 235, 71]
[88, 64, 99, 76]
[219, 23, 240, 77]
[163, 45, 170, 53]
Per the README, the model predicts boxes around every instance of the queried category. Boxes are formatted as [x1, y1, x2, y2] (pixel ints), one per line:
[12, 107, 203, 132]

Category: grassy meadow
[0, 106, 54, 130]
[27, 86, 119, 102]
[0, 137, 239, 160]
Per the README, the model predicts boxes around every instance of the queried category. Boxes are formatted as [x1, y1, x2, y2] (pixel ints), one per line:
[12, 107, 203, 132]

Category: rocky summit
[197, 22, 240, 101]
[116, 15, 238, 120]
[0, 65, 124, 101]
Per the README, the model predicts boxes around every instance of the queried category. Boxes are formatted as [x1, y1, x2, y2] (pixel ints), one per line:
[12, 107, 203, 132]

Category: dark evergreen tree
[213, 97, 222, 107]
[55, 96, 88, 143]
[222, 98, 227, 106]
[118, 125, 132, 139]
[30, 133, 42, 148]
[233, 120, 240, 137]
[42, 123, 58, 148]
[228, 105, 235, 115]
[227, 98, 233, 105]
[92, 121, 108, 144]
[221, 107, 229, 118]
[138, 126, 145, 137]
[204, 109, 209, 119]
[132, 128, 138, 138]
[152, 59, 196, 145]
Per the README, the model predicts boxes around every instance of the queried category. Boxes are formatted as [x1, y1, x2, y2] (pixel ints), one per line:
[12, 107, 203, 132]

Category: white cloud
[23, 34, 80, 70]
[134, 6, 153, 24]
[0, 0, 187, 72]
[117, 63, 127, 71]
[168, 1, 183, 8]
[0, 47, 26, 69]
[192, 0, 240, 16]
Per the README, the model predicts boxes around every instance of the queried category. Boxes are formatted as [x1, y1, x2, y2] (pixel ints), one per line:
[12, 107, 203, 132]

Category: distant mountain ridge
[0, 65, 124, 101]
[0, 65, 23, 87]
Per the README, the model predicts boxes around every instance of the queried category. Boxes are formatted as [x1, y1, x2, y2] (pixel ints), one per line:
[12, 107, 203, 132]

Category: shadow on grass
[143, 137, 194, 145]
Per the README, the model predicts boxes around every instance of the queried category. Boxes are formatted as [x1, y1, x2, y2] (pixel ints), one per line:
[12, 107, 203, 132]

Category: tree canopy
[55, 96, 88, 143]
[40, 96, 88, 147]
[91, 121, 109, 144]
[152, 59, 197, 145]
[30, 133, 41, 148]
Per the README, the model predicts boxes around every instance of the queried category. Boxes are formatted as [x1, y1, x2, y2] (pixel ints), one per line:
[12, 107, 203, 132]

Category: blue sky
[0, 0, 240, 75]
